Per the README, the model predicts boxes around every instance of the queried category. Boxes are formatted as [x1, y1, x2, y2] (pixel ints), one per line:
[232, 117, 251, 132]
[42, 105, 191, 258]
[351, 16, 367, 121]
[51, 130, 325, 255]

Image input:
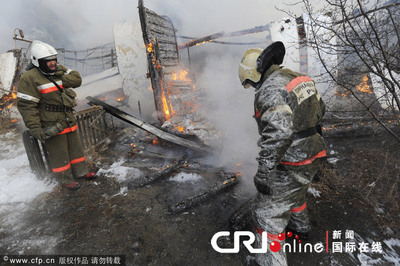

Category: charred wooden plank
[129, 149, 182, 160]
[127, 160, 184, 188]
[168, 174, 240, 214]
[177, 24, 270, 50]
[147, 26, 176, 38]
[157, 52, 179, 61]
[156, 40, 179, 46]
[178, 31, 225, 50]
[160, 61, 180, 68]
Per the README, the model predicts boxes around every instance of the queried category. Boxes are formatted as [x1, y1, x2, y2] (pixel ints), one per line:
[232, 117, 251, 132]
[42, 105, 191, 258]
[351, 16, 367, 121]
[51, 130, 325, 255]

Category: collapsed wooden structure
[86, 96, 210, 153]
[139, 0, 195, 126]
[138, 0, 218, 147]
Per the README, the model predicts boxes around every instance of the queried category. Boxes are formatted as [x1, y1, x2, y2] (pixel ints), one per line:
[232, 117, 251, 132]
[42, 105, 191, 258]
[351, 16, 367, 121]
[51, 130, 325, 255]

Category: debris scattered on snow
[97, 159, 144, 183]
[169, 172, 203, 183]
[307, 186, 321, 197]
[327, 157, 339, 164]
[111, 186, 128, 198]
[385, 227, 394, 236]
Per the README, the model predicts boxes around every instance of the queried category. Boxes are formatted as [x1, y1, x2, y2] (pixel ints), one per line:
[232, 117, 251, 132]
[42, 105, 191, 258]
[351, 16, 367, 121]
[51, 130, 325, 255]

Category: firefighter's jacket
[254, 65, 327, 177]
[17, 65, 81, 132]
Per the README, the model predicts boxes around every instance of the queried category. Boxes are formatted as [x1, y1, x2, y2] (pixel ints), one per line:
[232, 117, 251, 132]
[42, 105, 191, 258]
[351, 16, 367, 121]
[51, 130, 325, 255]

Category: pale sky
[0, 0, 326, 53]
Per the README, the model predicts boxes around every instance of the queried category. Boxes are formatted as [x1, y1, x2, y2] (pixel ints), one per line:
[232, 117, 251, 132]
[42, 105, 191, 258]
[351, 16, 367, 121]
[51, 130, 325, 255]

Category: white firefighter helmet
[30, 40, 58, 67]
[238, 48, 263, 88]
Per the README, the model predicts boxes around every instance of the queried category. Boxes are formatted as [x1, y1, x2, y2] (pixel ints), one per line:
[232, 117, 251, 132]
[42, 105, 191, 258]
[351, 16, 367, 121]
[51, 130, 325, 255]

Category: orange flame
[172, 69, 190, 81]
[334, 91, 350, 97]
[99, 96, 109, 101]
[146, 42, 154, 53]
[172, 125, 185, 132]
[356, 75, 373, 94]
[195, 40, 213, 46]
[161, 93, 171, 120]
[0, 91, 18, 111]
[147, 39, 173, 121]
[152, 137, 160, 145]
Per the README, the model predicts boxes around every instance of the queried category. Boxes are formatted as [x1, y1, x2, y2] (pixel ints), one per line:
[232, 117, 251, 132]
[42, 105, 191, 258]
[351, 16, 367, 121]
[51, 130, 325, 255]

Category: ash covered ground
[1, 119, 400, 266]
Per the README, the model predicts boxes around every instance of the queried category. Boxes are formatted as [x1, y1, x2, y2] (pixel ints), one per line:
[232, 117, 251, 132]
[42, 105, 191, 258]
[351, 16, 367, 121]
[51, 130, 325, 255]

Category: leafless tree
[303, 0, 400, 141]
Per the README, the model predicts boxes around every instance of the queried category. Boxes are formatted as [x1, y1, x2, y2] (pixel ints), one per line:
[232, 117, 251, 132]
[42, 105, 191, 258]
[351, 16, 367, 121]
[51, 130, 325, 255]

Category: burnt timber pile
[76, 2, 239, 216]
[138, 0, 217, 146]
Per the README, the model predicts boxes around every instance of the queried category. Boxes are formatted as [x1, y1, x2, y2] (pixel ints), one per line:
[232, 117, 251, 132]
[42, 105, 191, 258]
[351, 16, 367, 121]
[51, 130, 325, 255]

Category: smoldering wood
[127, 160, 184, 189]
[177, 32, 225, 50]
[221, 24, 271, 39]
[140, 0, 202, 127]
[129, 149, 182, 160]
[168, 174, 240, 214]
[86, 97, 210, 153]
[177, 24, 270, 50]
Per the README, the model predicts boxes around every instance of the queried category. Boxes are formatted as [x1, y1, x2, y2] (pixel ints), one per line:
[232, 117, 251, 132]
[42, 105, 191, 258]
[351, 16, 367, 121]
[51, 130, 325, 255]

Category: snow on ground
[97, 159, 143, 183]
[169, 172, 203, 183]
[307, 185, 321, 197]
[382, 238, 400, 265]
[355, 237, 400, 266]
[0, 129, 56, 207]
[0, 125, 57, 254]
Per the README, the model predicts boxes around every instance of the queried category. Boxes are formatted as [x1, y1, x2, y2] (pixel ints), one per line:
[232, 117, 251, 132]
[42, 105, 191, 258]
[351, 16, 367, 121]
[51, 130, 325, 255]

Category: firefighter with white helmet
[17, 40, 96, 190]
[238, 41, 327, 265]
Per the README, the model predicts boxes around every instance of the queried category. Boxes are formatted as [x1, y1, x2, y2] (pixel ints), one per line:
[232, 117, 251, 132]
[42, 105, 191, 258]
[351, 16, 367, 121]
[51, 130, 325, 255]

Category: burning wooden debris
[0, 90, 17, 111]
[0, 50, 22, 111]
[127, 160, 184, 189]
[86, 96, 210, 153]
[138, 0, 219, 146]
[93, 123, 241, 213]
[177, 24, 270, 50]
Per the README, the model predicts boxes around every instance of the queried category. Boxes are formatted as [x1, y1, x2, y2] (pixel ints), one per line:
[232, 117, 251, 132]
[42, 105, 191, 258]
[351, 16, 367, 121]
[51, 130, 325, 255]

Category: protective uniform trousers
[253, 161, 321, 266]
[44, 130, 88, 183]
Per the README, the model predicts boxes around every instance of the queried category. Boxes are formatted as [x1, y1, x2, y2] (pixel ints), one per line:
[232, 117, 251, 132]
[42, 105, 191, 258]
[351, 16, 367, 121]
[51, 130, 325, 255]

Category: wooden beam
[168, 174, 239, 214]
[127, 160, 184, 188]
[177, 24, 270, 50]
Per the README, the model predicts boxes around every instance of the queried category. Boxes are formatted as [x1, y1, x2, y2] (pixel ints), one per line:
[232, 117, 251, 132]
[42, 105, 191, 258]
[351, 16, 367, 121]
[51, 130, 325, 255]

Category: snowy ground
[0, 124, 57, 254]
[1, 114, 400, 265]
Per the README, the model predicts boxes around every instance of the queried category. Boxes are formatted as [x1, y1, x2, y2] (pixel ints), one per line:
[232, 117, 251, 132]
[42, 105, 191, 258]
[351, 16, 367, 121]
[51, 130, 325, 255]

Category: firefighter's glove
[54, 68, 65, 77]
[43, 123, 64, 138]
[254, 172, 272, 195]
[29, 128, 47, 141]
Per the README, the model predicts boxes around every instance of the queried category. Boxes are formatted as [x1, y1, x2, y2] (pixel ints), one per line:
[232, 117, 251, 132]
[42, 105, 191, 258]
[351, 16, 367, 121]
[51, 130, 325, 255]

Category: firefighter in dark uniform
[238, 42, 327, 265]
[17, 40, 96, 190]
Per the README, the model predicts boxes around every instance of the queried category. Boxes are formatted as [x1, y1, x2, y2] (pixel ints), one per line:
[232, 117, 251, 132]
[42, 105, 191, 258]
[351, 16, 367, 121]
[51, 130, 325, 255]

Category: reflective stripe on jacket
[17, 65, 81, 131]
